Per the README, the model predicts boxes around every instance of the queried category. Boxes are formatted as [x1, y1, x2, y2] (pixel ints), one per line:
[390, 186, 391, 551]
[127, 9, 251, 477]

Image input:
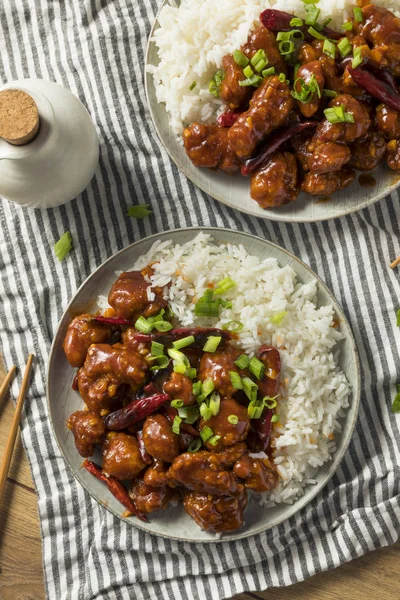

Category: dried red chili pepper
[92, 315, 134, 326]
[137, 430, 153, 465]
[104, 393, 169, 430]
[348, 67, 400, 112]
[217, 111, 241, 128]
[82, 459, 148, 522]
[260, 9, 342, 40]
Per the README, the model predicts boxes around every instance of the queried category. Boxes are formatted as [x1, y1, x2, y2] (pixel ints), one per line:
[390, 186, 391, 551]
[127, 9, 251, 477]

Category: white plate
[47, 228, 360, 542]
[145, 0, 400, 223]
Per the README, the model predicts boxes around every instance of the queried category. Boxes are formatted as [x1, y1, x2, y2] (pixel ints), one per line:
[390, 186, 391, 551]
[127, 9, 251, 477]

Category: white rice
[148, 0, 400, 136]
[99, 233, 351, 505]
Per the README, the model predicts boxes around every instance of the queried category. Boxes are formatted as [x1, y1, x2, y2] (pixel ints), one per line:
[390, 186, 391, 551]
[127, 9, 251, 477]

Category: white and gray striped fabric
[1, 1, 400, 599]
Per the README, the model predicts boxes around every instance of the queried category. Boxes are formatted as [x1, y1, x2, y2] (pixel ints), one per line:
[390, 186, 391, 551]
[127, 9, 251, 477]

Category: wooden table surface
[1, 364, 399, 600]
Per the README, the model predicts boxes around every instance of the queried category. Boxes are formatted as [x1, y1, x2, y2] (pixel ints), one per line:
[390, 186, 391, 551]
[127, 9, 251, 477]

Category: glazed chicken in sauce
[65, 265, 281, 533]
[182, 3, 400, 207]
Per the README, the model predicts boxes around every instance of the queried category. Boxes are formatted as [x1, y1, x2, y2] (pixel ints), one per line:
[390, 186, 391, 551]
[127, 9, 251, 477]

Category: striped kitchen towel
[1, 1, 400, 599]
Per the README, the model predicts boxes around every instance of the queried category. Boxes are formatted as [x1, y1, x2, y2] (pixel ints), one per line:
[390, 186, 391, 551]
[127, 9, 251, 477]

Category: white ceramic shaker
[0, 79, 99, 209]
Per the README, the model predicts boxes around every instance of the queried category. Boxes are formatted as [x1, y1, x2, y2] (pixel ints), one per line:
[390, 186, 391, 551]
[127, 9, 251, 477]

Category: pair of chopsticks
[0, 354, 34, 506]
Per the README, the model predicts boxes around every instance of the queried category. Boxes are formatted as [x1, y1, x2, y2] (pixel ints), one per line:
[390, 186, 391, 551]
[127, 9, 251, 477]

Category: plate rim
[144, 0, 400, 223]
[47, 226, 361, 542]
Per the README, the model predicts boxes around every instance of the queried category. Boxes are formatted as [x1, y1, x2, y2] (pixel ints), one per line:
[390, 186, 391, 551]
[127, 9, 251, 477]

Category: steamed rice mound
[129, 233, 351, 505]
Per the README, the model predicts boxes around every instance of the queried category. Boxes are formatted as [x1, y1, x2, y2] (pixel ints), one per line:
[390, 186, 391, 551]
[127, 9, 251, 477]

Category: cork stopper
[0, 89, 40, 146]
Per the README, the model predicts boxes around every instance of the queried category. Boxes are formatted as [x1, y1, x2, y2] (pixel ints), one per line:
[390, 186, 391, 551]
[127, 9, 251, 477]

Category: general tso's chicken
[386, 139, 400, 170]
[130, 479, 172, 513]
[77, 343, 148, 414]
[108, 270, 167, 321]
[63, 314, 111, 368]
[215, 442, 248, 468]
[376, 104, 400, 140]
[183, 487, 248, 533]
[233, 455, 277, 492]
[319, 56, 363, 97]
[142, 414, 179, 463]
[327, 95, 371, 143]
[67, 410, 106, 457]
[306, 138, 351, 174]
[298, 42, 323, 65]
[183, 123, 240, 173]
[102, 432, 146, 480]
[163, 372, 195, 406]
[354, 4, 400, 76]
[198, 346, 243, 397]
[349, 131, 387, 171]
[199, 398, 250, 452]
[167, 451, 241, 496]
[220, 55, 252, 111]
[250, 152, 298, 208]
[242, 26, 287, 75]
[228, 75, 294, 159]
[143, 459, 169, 488]
[294, 61, 325, 118]
[301, 167, 356, 196]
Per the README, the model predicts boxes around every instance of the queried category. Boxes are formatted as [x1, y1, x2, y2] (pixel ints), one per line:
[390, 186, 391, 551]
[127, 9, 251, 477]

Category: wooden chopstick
[390, 255, 400, 269]
[0, 354, 34, 507]
[0, 365, 16, 403]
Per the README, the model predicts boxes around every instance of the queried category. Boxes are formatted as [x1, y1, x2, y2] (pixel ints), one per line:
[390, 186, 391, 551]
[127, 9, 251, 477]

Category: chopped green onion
[209, 69, 223, 97]
[181, 405, 200, 424]
[186, 367, 197, 380]
[194, 301, 221, 317]
[396, 309, 400, 327]
[341, 21, 353, 31]
[134, 315, 153, 333]
[302, 0, 320, 4]
[234, 354, 250, 370]
[177, 407, 189, 420]
[151, 341, 164, 357]
[250, 49, 268, 73]
[127, 204, 153, 218]
[243, 65, 254, 78]
[214, 276, 237, 295]
[290, 17, 303, 27]
[323, 17, 332, 26]
[203, 336, 222, 353]
[172, 335, 195, 350]
[172, 416, 181, 434]
[201, 378, 215, 398]
[208, 435, 221, 447]
[189, 81, 196, 91]
[337, 37, 352, 57]
[271, 414, 280, 423]
[229, 371, 243, 390]
[233, 49, 249, 68]
[219, 299, 233, 310]
[270, 311, 287, 325]
[392, 384, 400, 413]
[307, 26, 325, 40]
[249, 357, 265, 380]
[290, 29, 305, 40]
[263, 396, 278, 409]
[354, 46, 363, 57]
[291, 74, 320, 103]
[173, 362, 187, 375]
[222, 320, 244, 332]
[188, 438, 202, 452]
[200, 426, 213, 442]
[147, 309, 165, 324]
[242, 377, 258, 402]
[279, 40, 295, 55]
[262, 67, 276, 77]
[54, 231, 73, 262]
[168, 348, 189, 364]
[171, 399, 184, 409]
[209, 392, 221, 416]
[239, 74, 263, 87]
[192, 380, 202, 396]
[352, 52, 363, 68]
[199, 403, 212, 421]
[323, 39, 336, 59]
[149, 355, 170, 371]
[228, 414, 239, 425]
[353, 7, 363, 22]
[278, 72, 286, 83]
[305, 4, 320, 26]
[200, 289, 214, 303]
[248, 401, 264, 419]
[344, 111, 355, 123]
[323, 89, 337, 98]
[276, 31, 290, 41]
[153, 320, 173, 332]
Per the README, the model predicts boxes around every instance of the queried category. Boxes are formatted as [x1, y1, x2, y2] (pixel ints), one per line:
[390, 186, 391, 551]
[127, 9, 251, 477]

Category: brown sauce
[358, 173, 376, 188]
